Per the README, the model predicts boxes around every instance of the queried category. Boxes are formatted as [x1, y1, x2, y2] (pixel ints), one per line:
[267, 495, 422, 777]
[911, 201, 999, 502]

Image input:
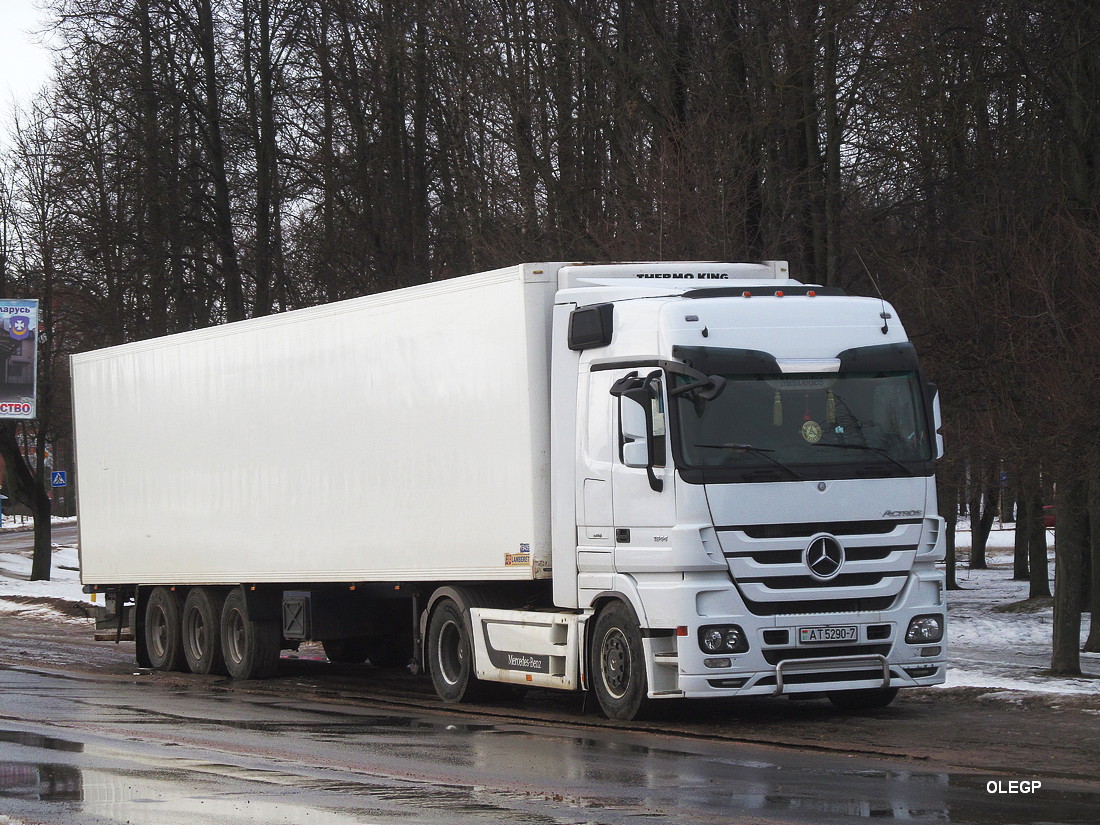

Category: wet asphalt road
[0, 523, 80, 563]
[1, 662, 1099, 825]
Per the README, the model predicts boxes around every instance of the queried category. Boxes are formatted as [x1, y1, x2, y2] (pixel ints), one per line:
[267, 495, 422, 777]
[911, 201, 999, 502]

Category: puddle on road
[2, 745, 1098, 825]
[0, 729, 84, 753]
[0, 761, 82, 801]
[0, 758, 567, 825]
[2, 719, 1099, 824]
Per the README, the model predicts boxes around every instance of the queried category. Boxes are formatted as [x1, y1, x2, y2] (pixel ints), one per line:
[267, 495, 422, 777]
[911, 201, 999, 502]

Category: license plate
[799, 625, 858, 644]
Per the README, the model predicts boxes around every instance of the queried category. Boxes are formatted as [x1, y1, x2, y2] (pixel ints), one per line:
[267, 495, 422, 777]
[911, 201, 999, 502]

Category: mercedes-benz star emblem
[804, 535, 845, 580]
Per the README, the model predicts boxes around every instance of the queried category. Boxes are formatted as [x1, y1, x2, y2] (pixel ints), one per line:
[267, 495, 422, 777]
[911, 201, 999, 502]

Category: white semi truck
[73, 261, 946, 720]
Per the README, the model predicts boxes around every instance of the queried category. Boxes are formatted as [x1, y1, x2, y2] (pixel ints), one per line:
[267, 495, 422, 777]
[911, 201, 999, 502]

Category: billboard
[0, 299, 38, 419]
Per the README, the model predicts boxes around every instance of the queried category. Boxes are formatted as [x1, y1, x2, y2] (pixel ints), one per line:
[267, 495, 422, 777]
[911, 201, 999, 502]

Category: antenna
[854, 250, 891, 335]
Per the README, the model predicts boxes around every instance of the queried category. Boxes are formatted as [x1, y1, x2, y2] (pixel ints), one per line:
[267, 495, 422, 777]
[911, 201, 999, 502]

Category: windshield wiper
[812, 442, 915, 476]
[694, 443, 803, 480]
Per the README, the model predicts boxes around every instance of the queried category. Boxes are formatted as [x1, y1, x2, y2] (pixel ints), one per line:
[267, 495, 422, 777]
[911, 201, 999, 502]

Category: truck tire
[144, 586, 186, 672]
[827, 687, 899, 711]
[591, 601, 651, 721]
[220, 588, 281, 680]
[427, 598, 481, 702]
[182, 587, 227, 675]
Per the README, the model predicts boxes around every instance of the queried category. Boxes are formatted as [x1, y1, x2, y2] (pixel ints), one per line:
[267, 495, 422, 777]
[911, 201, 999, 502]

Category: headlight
[698, 624, 749, 654]
[905, 614, 944, 644]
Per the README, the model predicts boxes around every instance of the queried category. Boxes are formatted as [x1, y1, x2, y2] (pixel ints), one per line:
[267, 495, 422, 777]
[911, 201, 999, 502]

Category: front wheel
[220, 588, 281, 680]
[591, 602, 650, 721]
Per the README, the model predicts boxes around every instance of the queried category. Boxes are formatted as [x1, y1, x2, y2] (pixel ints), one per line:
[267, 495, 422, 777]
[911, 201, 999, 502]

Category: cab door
[608, 369, 676, 572]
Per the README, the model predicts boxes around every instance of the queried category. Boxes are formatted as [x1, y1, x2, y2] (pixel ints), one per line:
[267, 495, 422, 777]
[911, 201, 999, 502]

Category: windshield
[673, 370, 932, 480]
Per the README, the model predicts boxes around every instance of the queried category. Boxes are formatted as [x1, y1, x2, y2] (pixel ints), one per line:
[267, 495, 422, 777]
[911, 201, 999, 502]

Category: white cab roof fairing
[658, 294, 910, 362]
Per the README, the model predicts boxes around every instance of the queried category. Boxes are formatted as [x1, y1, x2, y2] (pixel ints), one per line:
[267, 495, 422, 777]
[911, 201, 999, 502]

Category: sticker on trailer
[506, 544, 531, 566]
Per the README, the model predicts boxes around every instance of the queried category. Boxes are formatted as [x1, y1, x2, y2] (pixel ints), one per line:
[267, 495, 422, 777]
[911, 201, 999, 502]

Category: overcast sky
[0, 0, 56, 142]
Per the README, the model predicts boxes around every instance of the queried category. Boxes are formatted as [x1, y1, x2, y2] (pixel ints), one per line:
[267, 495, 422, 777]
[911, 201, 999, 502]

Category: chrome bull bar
[773, 654, 891, 696]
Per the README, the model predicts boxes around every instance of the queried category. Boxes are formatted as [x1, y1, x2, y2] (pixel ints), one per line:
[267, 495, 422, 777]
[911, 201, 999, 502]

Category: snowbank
[0, 525, 93, 621]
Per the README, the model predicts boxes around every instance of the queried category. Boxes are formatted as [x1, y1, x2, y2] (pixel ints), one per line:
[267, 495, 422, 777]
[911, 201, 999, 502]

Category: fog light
[906, 614, 944, 644]
[904, 665, 938, 678]
[704, 657, 732, 669]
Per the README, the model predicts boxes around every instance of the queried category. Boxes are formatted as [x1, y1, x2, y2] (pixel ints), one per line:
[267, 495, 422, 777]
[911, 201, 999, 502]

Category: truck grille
[717, 519, 923, 617]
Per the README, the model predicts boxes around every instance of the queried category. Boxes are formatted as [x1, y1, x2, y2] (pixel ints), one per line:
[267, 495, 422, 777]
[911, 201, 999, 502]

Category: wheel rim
[225, 607, 246, 665]
[600, 627, 630, 699]
[185, 608, 206, 661]
[149, 605, 169, 659]
[437, 619, 465, 686]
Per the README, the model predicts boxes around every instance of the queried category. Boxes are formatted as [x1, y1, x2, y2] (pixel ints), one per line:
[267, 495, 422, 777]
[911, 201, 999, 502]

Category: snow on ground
[0, 518, 92, 622]
[946, 525, 1099, 696]
[0, 520, 1096, 697]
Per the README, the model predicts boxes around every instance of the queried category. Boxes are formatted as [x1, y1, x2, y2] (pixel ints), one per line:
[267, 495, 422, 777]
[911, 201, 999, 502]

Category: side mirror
[928, 382, 944, 460]
[619, 386, 663, 491]
[621, 394, 650, 468]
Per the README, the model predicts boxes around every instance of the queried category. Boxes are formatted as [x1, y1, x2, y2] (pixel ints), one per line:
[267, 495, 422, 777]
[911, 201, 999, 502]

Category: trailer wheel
[427, 599, 481, 702]
[220, 588, 281, 680]
[591, 601, 651, 721]
[826, 687, 899, 712]
[182, 588, 227, 675]
[145, 587, 186, 672]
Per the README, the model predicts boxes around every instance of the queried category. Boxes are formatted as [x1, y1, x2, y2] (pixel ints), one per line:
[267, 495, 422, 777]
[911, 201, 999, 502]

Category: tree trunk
[1028, 485, 1052, 599]
[0, 424, 52, 581]
[194, 0, 246, 321]
[971, 486, 998, 570]
[940, 476, 961, 589]
[944, 502, 960, 590]
[1051, 478, 1087, 675]
[966, 464, 984, 569]
[1012, 477, 1030, 579]
[1084, 474, 1100, 652]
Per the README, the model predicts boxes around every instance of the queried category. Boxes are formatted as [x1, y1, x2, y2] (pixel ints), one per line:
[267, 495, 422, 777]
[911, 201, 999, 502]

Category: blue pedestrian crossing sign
[51, 471, 67, 487]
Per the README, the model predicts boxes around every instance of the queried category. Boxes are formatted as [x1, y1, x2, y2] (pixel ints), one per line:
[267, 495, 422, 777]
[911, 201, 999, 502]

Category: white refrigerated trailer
[74, 261, 947, 719]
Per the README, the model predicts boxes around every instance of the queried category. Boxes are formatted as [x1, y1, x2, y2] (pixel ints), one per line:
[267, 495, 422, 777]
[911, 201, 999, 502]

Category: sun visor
[837, 342, 919, 373]
[672, 345, 780, 375]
